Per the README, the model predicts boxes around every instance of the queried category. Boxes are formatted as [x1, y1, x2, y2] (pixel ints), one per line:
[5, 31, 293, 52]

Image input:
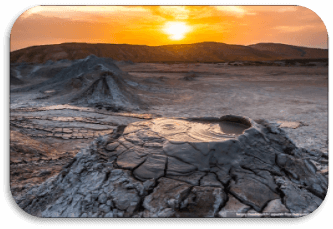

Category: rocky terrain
[10, 52, 328, 218]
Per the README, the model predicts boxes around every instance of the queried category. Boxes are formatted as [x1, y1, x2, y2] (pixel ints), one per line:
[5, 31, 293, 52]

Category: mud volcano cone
[17, 115, 327, 218]
[11, 55, 145, 111]
[71, 71, 137, 110]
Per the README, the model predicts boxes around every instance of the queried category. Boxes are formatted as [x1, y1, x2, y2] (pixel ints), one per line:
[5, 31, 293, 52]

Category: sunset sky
[10, 5, 328, 51]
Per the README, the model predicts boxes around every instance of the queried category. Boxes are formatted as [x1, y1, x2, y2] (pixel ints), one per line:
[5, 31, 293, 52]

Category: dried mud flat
[10, 57, 328, 217]
[120, 62, 328, 154]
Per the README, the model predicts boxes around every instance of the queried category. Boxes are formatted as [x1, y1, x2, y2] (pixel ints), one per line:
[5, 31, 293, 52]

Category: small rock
[132, 212, 143, 218]
[262, 199, 289, 213]
[143, 179, 156, 191]
[157, 208, 175, 217]
[106, 200, 113, 207]
[167, 199, 178, 209]
[99, 204, 111, 213]
[98, 193, 107, 204]
[229, 178, 279, 212]
[200, 173, 223, 187]
[106, 142, 120, 151]
[218, 194, 251, 218]
[84, 194, 92, 202]
[104, 212, 114, 218]
[112, 209, 118, 217]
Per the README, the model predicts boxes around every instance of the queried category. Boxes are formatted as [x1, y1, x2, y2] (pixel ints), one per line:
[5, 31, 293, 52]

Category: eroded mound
[10, 55, 145, 111]
[69, 71, 142, 111]
[16, 115, 328, 218]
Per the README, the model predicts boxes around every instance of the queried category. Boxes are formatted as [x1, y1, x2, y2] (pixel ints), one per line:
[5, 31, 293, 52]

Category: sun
[163, 22, 191, 40]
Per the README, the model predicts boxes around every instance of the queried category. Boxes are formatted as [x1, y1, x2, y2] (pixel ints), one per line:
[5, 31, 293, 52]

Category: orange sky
[10, 6, 328, 51]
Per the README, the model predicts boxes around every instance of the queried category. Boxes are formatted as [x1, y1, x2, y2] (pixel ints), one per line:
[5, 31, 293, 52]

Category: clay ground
[120, 63, 328, 154]
[10, 63, 328, 197]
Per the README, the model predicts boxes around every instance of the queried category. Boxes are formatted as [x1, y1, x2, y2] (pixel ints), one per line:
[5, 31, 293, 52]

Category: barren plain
[10, 53, 328, 217]
[120, 62, 328, 153]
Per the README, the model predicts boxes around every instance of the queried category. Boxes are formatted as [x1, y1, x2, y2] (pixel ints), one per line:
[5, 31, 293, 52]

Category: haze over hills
[10, 42, 328, 64]
[248, 43, 327, 59]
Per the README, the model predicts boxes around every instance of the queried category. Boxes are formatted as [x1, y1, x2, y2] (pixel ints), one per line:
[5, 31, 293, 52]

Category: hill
[10, 42, 328, 64]
[248, 43, 327, 59]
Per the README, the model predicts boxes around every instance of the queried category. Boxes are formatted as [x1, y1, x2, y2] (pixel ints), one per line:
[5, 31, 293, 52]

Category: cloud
[214, 6, 256, 17]
[20, 6, 148, 20]
[160, 6, 190, 20]
[148, 6, 190, 20]
[214, 6, 298, 17]
[275, 6, 298, 12]
[240, 6, 298, 13]
[274, 25, 316, 32]
[215, 6, 245, 14]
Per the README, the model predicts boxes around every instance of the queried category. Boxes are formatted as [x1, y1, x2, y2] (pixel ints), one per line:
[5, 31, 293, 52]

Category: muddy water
[151, 118, 251, 142]
[218, 121, 250, 135]
[187, 121, 250, 141]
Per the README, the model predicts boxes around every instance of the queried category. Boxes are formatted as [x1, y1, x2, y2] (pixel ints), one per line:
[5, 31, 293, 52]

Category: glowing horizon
[11, 6, 328, 51]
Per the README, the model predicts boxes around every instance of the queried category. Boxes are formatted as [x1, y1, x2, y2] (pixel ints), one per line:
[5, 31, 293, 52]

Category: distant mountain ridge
[10, 42, 328, 64]
[248, 43, 327, 59]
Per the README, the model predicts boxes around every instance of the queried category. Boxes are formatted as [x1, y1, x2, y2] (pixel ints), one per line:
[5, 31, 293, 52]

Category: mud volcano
[10, 55, 145, 111]
[16, 115, 327, 218]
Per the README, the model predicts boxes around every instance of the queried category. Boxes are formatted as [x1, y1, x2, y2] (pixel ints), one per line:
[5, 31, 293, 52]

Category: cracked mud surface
[10, 58, 328, 218]
[15, 116, 328, 218]
[10, 105, 153, 198]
